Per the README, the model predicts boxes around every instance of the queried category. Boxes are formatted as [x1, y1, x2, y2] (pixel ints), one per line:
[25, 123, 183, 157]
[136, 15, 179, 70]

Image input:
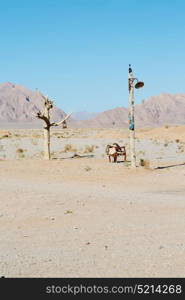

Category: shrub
[84, 145, 95, 153]
[84, 166, 91, 171]
[140, 159, 150, 168]
[63, 144, 76, 152]
[16, 148, 24, 153]
[64, 210, 73, 214]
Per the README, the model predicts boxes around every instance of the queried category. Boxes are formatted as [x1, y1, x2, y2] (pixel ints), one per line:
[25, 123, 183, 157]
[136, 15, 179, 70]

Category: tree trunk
[43, 126, 50, 160]
[43, 104, 50, 160]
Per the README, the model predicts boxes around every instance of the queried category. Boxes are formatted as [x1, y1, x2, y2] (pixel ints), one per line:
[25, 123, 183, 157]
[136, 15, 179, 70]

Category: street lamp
[128, 64, 144, 167]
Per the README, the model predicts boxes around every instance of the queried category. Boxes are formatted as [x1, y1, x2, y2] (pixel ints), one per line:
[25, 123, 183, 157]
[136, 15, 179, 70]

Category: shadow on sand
[154, 162, 185, 170]
[52, 154, 95, 160]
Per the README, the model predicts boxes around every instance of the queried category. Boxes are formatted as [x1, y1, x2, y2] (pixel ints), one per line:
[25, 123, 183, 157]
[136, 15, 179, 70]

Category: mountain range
[0, 82, 185, 128]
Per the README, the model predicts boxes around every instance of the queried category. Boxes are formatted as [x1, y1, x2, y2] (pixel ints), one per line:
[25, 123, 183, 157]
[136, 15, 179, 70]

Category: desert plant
[16, 148, 25, 159]
[0, 134, 10, 139]
[140, 159, 150, 168]
[63, 144, 76, 152]
[64, 210, 73, 214]
[64, 144, 73, 152]
[16, 148, 24, 153]
[32, 133, 41, 138]
[124, 161, 130, 167]
[84, 166, 91, 171]
[84, 145, 95, 153]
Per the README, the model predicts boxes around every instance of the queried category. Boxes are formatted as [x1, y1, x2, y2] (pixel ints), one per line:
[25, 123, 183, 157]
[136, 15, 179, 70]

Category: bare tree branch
[50, 112, 72, 127]
[35, 112, 50, 126]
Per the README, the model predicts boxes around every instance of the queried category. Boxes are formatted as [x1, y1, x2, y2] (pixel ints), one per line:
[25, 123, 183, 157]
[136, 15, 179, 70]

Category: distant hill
[71, 93, 185, 128]
[0, 82, 185, 128]
[0, 82, 66, 122]
[72, 111, 98, 120]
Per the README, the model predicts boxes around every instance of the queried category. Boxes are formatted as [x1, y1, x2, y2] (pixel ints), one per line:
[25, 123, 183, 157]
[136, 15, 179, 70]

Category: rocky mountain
[135, 93, 185, 127]
[0, 82, 66, 122]
[0, 82, 185, 128]
[72, 93, 185, 128]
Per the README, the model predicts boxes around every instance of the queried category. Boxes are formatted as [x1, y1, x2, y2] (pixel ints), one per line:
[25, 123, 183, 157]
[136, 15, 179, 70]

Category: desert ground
[0, 125, 185, 277]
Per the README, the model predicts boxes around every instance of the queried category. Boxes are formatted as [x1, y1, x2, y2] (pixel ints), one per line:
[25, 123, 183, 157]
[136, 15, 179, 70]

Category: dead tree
[36, 93, 72, 160]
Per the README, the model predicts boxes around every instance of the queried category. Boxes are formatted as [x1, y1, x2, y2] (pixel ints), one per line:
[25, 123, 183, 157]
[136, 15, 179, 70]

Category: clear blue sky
[0, 0, 185, 112]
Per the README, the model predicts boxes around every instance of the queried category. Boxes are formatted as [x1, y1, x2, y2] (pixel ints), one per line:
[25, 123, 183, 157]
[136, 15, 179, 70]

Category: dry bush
[32, 134, 41, 139]
[64, 210, 73, 214]
[16, 148, 24, 153]
[13, 133, 21, 138]
[84, 166, 91, 171]
[140, 159, 150, 168]
[84, 145, 95, 153]
[16, 148, 25, 159]
[0, 134, 11, 139]
[177, 144, 184, 152]
[63, 144, 77, 152]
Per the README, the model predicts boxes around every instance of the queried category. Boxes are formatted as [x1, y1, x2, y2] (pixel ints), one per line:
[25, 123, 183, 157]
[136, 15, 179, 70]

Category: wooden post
[128, 64, 136, 168]
[36, 93, 72, 160]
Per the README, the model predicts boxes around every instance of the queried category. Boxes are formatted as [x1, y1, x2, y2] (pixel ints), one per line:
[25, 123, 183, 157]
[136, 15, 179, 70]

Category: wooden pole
[128, 64, 136, 168]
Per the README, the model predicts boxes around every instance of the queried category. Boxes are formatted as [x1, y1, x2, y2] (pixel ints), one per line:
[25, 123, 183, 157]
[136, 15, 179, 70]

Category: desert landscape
[1, 125, 185, 277]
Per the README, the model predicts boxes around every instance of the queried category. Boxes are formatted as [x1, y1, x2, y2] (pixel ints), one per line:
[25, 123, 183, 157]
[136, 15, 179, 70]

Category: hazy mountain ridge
[0, 82, 185, 128]
[72, 111, 98, 120]
[74, 93, 185, 128]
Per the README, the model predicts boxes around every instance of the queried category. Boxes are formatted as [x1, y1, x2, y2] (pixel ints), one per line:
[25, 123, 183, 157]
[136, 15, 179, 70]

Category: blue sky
[0, 0, 185, 112]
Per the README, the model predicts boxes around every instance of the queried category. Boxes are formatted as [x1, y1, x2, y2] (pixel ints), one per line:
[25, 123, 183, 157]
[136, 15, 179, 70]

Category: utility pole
[128, 64, 136, 167]
[128, 64, 144, 168]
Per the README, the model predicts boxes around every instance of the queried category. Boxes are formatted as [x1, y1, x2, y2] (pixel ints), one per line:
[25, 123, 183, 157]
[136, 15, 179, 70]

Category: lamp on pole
[128, 64, 144, 167]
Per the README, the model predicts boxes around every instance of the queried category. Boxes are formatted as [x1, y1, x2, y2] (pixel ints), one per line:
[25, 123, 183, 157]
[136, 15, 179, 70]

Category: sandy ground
[0, 126, 185, 277]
